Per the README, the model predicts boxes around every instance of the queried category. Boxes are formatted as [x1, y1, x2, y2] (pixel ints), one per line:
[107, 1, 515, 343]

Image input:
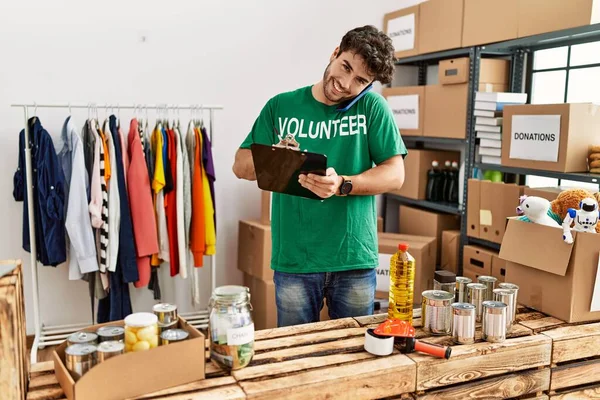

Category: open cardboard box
[500, 218, 600, 323]
[53, 317, 205, 400]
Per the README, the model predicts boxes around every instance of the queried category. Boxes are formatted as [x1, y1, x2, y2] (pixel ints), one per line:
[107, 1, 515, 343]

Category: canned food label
[227, 323, 254, 345]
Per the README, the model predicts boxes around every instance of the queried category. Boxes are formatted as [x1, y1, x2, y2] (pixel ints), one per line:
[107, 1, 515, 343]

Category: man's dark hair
[338, 25, 396, 85]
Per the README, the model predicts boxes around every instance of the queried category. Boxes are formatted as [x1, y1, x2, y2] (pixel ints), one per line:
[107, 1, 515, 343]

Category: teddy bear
[551, 188, 600, 234]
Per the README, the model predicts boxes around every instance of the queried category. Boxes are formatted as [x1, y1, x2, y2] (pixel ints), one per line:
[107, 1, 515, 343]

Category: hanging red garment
[190, 126, 206, 267]
[127, 119, 159, 288]
[164, 128, 180, 276]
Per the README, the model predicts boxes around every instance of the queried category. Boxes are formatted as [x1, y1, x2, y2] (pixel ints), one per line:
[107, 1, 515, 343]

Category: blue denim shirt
[13, 117, 67, 266]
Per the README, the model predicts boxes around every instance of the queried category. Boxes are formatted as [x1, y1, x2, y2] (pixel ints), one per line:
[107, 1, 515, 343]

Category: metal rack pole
[11, 102, 223, 362]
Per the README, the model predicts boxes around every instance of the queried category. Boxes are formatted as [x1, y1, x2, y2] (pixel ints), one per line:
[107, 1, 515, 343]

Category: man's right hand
[232, 149, 257, 181]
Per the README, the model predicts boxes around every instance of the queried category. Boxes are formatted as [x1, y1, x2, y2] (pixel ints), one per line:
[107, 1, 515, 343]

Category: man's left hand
[299, 167, 343, 199]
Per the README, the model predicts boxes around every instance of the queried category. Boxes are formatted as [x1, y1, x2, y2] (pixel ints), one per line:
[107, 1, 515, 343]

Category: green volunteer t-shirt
[240, 85, 407, 274]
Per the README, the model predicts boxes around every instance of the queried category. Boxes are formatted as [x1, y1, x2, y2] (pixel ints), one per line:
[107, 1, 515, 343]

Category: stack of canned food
[64, 303, 190, 381]
[422, 273, 520, 346]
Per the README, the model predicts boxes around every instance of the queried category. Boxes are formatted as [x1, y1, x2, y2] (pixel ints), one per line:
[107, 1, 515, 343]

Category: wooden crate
[542, 322, 600, 396]
[1, 260, 28, 400]
[232, 318, 416, 399]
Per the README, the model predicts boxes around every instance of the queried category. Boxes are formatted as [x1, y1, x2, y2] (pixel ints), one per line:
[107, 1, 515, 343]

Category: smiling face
[321, 48, 374, 105]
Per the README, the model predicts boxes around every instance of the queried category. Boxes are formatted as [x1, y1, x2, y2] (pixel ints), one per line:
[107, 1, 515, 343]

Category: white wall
[0, 0, 418, 334]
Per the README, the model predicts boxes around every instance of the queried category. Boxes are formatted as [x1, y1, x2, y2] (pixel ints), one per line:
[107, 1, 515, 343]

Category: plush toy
[562, 197, 600, 244]
[516, 195, 561, 227]
[551, 188, 600, 234]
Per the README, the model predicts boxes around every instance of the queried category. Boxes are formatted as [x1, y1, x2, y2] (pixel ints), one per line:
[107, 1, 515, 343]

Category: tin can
[493, 289, 516, 331]
[96, 341, 124, 363]
[65, 344, 97, 381]
[153, 303, 178, 325]
[421, 290, 454, 336]
[67, 331, 98, 346]
[451, 303, 476, 345]
[482, 301, 507, 343]
[96, 326, 125, 343]
[160, 329, 190, 345]
[455, 277, 472, 303]
[477, 276, 498, 301]
[158, 321, 178, 336]
[467, 283, 487, 323]
[498, 283, 519, 323]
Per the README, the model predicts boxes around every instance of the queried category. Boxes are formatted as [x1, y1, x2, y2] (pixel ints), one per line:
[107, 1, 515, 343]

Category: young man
[233, 25, 407, 326]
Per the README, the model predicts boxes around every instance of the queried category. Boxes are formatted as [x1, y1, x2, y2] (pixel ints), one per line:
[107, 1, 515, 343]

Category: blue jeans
[273, 269, 376, 327]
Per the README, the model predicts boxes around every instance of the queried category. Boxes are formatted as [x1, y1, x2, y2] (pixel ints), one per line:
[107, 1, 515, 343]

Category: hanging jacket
[101, 120, 121, 275]
[198, 128, 216, 255]
[151, 124, 169, 265]
[109, 115, 139, 283]
[165, 128, 180, 277]
[174, 126, 188, 279]
[13, 117, 67, 267]
[127, 118, 159, 287]
[190, 126, 206, 267]
[200, 126, 217, 235]
[58, 116, 99, 280]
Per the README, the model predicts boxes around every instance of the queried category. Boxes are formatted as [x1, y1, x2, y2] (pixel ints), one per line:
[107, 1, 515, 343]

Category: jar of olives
[209, 285, 255, 370]
[124, 312, 158, 352]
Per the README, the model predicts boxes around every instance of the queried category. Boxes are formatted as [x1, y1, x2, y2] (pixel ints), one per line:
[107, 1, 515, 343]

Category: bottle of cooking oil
[388, 243, 415, 324]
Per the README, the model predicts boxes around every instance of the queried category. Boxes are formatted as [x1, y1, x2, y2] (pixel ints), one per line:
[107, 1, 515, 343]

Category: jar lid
[435, 270, 456, 283]
[456, 276, 472, 284]
[498, 282, 519, 291]
[124, 312, 158, 327]
[478, 275, 498, 283]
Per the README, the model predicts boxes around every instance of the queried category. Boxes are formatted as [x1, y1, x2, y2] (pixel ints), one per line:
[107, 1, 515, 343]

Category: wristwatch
[339, 176, 353, 196]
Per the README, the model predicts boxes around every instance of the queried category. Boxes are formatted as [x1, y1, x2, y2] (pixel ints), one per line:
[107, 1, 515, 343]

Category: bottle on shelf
[388, 243, 416, 325]
[426, 160, 442, 202]
[448, 161, 459, 204]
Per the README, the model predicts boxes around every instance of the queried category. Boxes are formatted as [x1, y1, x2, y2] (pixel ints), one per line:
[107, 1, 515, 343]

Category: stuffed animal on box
[550, 188, 600, 234]
[516, 195, 561, 227]
[562, 197, 600, 244]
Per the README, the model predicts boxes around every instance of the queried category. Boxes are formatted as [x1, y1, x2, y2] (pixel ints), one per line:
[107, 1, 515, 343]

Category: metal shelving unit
[385, 194, 462, 215]
[383, 23, 600, 275]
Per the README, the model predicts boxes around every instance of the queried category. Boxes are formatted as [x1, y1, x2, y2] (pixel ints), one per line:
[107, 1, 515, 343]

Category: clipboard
[250, 143, 328, 200]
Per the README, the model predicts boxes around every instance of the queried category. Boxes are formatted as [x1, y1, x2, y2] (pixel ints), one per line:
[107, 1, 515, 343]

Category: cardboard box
[492, 254, 506, 283]
[518, 0, 600, 38]
[424, 84, 469, 139]
[419, 0, 465, 55]
[54, 318, 205, 400]
[462, 0, 518, 46]
[382, 86, 425, 136]
[467, 179, 481, 239]
[500, 218, 600, 323]
[384, 6, 420, 59]
[478, 83, 509, 93]
[243, 273, 276, 330]
[463, 268, 479, 282]
[377, 217, 383, 232]
[502, 103, 600, 173]
[463, 245, 495, 276]
[260, 191, 271, 225]
[391, 149, 460, 200]
[238, 220, 272, 281]
[441, 230, 461, 274]
[523, 186, 562, 202]
[398, 205, 460, 263]
[478, 180, 524, 244]
[439, 58, 509, 86]
[378, 232, 437, 305]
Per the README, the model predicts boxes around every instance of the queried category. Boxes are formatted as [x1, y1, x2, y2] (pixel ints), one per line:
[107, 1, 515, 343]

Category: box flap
[499, 218, 573, 276]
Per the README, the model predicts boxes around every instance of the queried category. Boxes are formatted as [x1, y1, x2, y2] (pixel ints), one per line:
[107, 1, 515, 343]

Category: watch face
[341, 181, 352, 195]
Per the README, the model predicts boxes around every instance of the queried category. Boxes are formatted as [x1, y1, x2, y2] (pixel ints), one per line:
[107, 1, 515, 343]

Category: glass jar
[124, 312, 158, 352]
[208, 285, 255, 370]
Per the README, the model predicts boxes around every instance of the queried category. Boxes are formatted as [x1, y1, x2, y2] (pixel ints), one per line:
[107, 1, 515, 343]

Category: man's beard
[322, 63, 352, 104]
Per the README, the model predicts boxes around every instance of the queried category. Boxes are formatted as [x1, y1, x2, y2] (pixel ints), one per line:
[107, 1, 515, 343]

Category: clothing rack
[10, 102, 223, 365]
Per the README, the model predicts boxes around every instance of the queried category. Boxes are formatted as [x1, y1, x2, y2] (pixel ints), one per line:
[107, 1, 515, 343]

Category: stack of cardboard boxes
[384, 0, 600, 59]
